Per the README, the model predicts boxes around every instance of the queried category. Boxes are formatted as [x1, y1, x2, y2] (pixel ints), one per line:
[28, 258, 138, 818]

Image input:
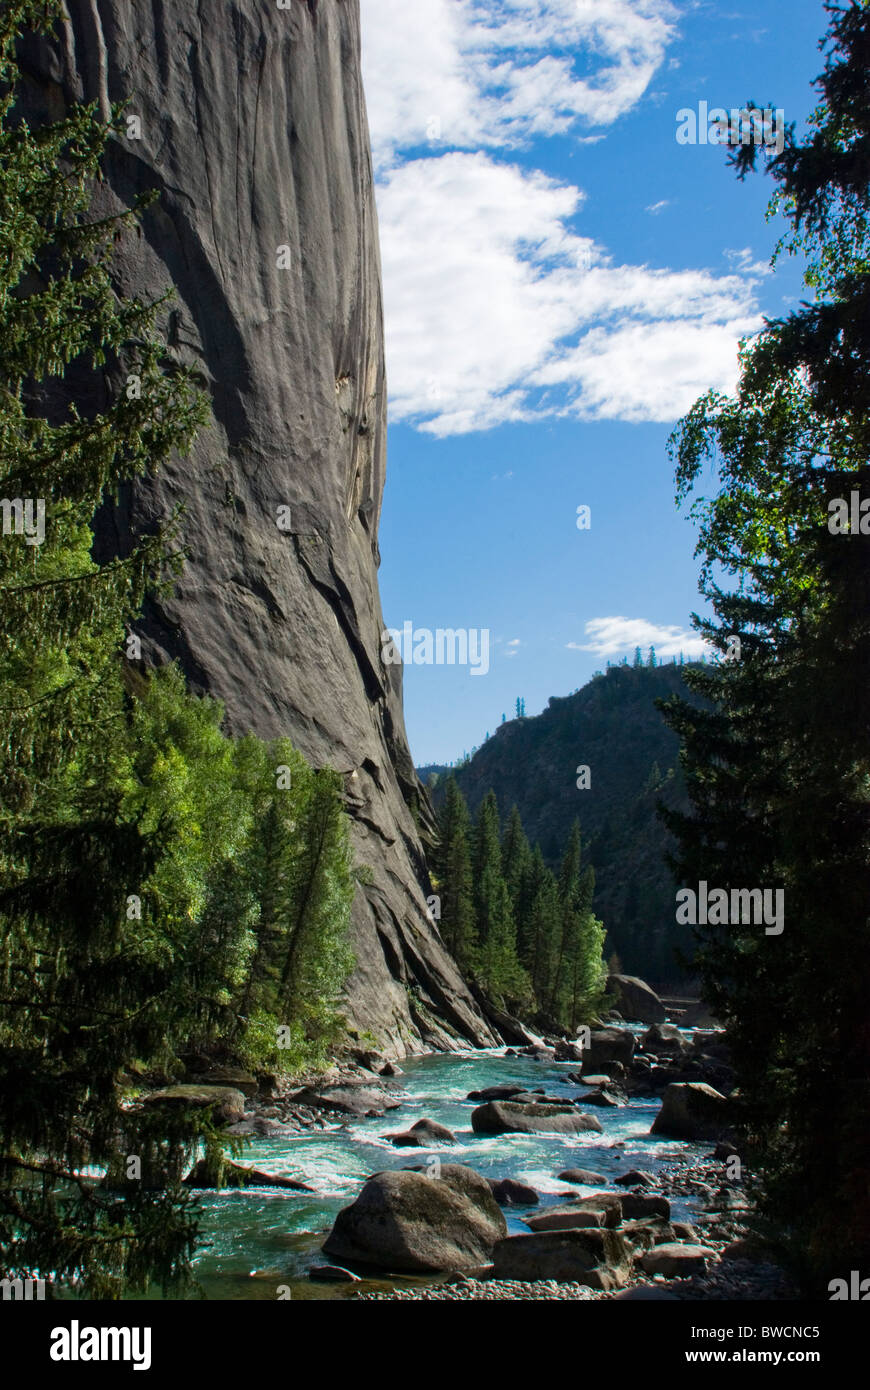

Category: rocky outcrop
[17, 1, 498, 1058]
[291, 1084, 401, 1118]
[322, 1165, 507, 1273]
[184, 1159, 313, 1192]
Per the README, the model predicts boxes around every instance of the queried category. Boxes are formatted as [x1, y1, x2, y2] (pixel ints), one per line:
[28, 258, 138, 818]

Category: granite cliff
[18, 0, 497, 1055]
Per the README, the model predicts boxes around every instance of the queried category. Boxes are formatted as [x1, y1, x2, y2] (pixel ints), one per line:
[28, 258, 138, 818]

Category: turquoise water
[185, 1045, 708, 1300]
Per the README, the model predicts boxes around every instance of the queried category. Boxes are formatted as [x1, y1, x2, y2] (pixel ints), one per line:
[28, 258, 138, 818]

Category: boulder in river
[466, 1085, 527, 1102]
[582, 1028, 636, 1071]
[184, 1159, 313, 1192]
[383, 1118, 457, 1147]
[491, 1229, 631, 1289]
[293, 1085, 401, 1118]
[621, 1218, 676, 1251]
[641, 1242, 720, 1277]
[650, 1082, 731, 1141]
[488, 1178, 539, 1207]
[471, 1101, 603, 1136]
[606, 974, 667, 1024]
[557, 1168, 609, 1186]
[641, 1023, 692, 1056]
[620, 1193, 670, 1221]
[615, 1169, 657, 1188]
[580, 1089, 624, 1108]
[553, 1039, 585, 1062]
[322, 1165, 507, 1273]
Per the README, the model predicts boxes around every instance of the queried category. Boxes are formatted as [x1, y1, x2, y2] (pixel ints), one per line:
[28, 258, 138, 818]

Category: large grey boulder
[471, 1102, 603, 1136]
[322, 1165, 507, 1273]
[491, 1230, 631, 1289]
[582, 1028, 637, 1071]
[19, 0, 499, 1060]
[641, 1023, 691, 1056]
[651, 1083, 731, 1141]
[607, 975, 667, 1024]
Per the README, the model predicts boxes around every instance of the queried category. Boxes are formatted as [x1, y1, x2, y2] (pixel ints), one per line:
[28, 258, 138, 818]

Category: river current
[185, 1037, 709, 1300]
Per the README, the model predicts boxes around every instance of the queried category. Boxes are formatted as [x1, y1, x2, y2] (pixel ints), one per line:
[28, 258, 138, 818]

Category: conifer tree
[659, 0, 870, 1290]
[433, 776, 476, 969]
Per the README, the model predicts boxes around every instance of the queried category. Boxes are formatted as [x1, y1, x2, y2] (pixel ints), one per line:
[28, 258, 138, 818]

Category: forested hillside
[422, 661, 704, 983]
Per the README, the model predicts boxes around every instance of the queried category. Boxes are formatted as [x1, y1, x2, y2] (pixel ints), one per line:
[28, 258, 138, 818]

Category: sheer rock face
[20, 0, 497, 1056]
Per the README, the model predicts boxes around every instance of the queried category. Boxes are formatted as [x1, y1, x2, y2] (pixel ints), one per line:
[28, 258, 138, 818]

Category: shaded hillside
[423, 663, 704, 983]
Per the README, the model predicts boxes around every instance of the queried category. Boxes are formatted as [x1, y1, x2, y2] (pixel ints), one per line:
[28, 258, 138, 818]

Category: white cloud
[361, 0, 678, 168]
[570, 616, 710, 659]
[377, 152, 763, 434]
[646, 198, 670, 214]
[362, 1, 765, 436]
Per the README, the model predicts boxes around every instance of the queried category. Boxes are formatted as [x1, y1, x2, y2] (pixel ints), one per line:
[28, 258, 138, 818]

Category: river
[185, 1038, 709, 1300]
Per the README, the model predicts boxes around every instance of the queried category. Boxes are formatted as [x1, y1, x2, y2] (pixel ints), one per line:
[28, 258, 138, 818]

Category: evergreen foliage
[435, 782, 605, 1029]
[0, 1, 355, 1298]
[659, 0, 870, 1291]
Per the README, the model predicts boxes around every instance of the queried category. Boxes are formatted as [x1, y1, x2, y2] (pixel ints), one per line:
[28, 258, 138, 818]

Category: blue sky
[360, 0, 826, 765]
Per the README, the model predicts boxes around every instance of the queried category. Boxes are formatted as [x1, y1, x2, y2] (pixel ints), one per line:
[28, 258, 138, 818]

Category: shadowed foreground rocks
[17, 0, 498, 1058]
[322, 1165, 507, 1273]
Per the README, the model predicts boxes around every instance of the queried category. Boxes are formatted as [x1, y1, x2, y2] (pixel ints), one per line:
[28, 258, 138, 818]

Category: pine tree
[432, 777, 476, 969]
[471, 791, 529, 1007]
[501, 804, 531, 903]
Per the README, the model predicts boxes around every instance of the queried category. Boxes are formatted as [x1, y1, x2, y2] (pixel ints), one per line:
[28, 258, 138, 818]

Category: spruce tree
[433, 776, 476, 969]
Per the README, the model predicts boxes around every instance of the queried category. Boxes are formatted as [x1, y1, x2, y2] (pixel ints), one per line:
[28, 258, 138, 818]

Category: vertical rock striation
[19, 0, 497, 1055]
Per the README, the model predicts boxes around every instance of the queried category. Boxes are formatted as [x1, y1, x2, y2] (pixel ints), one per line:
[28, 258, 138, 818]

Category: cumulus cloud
[570, 616, 710, 659]
[361, 0, 765, 436]
[361, 0, 678, 168]
[377, 152, 763, 434]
